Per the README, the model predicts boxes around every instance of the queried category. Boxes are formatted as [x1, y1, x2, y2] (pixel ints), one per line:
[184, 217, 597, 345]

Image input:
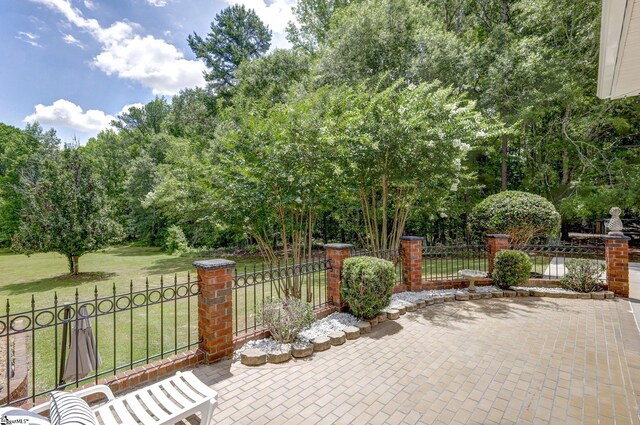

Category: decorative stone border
[239, 288, 616, 367]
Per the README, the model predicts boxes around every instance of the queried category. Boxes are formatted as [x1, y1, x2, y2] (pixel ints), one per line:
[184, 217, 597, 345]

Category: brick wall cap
[193, 259, 236, 270]
[604, 233, 631, 241]
[486, 234, 510, 239]
[324, 243, 354, 250]
[400, 236, 426, 241]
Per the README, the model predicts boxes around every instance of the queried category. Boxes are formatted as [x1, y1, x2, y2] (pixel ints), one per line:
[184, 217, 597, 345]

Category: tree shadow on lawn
[142, 256, 204, 276]
[406, 297, 578, 330]
[0, 272, 116, 296]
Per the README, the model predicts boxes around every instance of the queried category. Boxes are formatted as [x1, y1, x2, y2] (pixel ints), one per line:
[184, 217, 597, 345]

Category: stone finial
[607, 207, 624, 235]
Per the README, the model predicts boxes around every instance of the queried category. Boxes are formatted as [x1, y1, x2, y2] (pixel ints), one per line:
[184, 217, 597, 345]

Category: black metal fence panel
[422, 245, 488, 281]
[232, 255, 329, 336]
[515, 244, 605, 279]
[0, 275, 200, 406]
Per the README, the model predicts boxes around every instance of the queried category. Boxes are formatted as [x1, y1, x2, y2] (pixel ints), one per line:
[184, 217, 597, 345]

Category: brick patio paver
[180, 298, 640, 424]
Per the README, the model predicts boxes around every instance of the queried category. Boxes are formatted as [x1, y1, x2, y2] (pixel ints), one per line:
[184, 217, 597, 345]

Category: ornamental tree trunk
[66, 254, 80, 275]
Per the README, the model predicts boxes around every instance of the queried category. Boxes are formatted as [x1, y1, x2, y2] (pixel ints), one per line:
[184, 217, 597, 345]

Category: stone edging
[239, 289, 616, 367]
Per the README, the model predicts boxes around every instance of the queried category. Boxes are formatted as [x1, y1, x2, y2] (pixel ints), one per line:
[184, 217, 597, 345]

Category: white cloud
[17, 31, 42, 47]
[24, 99, 115, 133]
[83, 0, 96, 9]
[146, 0, 168, 7]
[225, 0, 296, 33]
[62, 33, 84, 48]
[119, 103, 144, 115]
[30, 0, 205, 94]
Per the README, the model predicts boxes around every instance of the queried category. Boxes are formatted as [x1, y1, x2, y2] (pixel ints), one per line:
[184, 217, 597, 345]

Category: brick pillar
[605, 234, 630, 297]
[401, 236, 424, 290]
[325, 243, 353, 308]
[486, 234, 510, 275]
[193, 259, 235, 363]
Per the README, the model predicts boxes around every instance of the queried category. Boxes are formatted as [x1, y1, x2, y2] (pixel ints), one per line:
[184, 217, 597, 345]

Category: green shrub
[164, 225, 190, 255]
[561, 259, 605, 293]
[470, 191, 560, 246]
[492, 250, 531, 289]
[257, 297, 315, 343]
[341, 256, 395, 319]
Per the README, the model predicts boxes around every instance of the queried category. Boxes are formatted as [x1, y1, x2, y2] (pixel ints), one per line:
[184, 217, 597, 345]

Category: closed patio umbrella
[62, 306, 101, 382]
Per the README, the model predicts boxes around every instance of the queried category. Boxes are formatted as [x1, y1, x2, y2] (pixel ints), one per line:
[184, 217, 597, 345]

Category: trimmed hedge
[492, 250, 531, 289]
[341, 256, 395, 319]
[470, 191, 560, 245]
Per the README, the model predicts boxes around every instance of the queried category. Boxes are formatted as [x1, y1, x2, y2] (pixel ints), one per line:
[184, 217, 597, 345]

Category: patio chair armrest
[29, 385, 115, 415]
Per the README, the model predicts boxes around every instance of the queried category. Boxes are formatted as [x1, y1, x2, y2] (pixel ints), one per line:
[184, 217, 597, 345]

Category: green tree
[11, 147, 122, 274]
[324, 77, 501, 251]
[188, 5, 272, 94]
[286, 0, 355, 52]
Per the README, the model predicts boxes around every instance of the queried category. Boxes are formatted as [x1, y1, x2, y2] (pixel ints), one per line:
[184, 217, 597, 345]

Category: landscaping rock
[443, 294, 456, 302]
[491, 291, 504, 298]
[405, 302, 417, 312]
[515, 288, 530, 297]
[385, 309, 400, 320]
[312, 336, 331, 352]
[604, 291, 615, 299]
[480, 292, 492, 299]
[469, 293, 482, 300]
[455, 293, 470, 301]
[433, 296, 444, 304]
[562, 292, 578, 299]
[268, 347, 292, 364]
[503, 290, 517, 297]
[424, 298, 435, 306]
[355, 321, 371, 334]
[576, 293, 591, 299]
[397, 306, 407, 315]
[241, 349, 267, 366]
[376, 312, 387, 322]
[591, 292, 605, 300]
[291, 342, 313, 358]
[414, 299, 426, 308]
[368, 316, 379, 327]
[329, 331, 347, 346]
[343, 326, 360, 340]
[531, 290, 546, 297]
[548, 292, 563, 298]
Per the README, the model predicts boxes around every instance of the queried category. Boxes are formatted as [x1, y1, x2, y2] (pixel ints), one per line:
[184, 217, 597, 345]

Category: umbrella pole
[58, 304, 71, 388]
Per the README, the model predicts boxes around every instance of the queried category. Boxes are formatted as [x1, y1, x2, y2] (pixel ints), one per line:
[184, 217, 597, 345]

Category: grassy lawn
[0, 245, 268, 398]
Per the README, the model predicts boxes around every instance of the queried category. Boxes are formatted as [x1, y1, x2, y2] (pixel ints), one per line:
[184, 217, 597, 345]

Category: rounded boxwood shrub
[492, 250, 531, 289]
[470, 191, 560, 246]
[561, 259, 605, 293]
[341, 256, 395, 319]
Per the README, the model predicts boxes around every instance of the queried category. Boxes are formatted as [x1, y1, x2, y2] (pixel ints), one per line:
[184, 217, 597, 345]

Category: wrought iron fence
[1, 275, 200, 406]
[516, 244, 605, 279]
[232, 255, 329, 336]
[351, 249, 403, 284]
[422, 244, 488, 281]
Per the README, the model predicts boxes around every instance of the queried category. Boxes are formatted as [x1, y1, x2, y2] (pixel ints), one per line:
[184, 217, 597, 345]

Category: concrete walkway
[183, 298, 640, 425]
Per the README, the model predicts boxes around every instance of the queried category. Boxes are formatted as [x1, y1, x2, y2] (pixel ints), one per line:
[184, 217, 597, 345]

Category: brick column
[193, 259, 235, 363]
[325, 243, 353, 308]
[401, 236, 424, 290]
[486, 234, 510, 275]
[605, 234, 630, 297]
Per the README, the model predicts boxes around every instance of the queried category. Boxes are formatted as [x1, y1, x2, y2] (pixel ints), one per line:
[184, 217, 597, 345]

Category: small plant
[164, 225, 190, 255]
[257, 298, 315, 343]
[492, 250, 531, 289]
[561, 259, 605, 293]
[341, 256, 395, 319]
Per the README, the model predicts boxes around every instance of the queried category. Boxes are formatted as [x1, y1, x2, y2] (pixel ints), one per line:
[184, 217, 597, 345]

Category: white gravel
[388, 286, 502, 308]
[298, 312, 359, 342]
[518, 286, 577, 293]
[233, 338, 291, 361]
[234, 312, 359, 360]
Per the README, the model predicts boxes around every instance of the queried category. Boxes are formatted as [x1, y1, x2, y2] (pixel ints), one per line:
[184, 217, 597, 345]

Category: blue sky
[0, 0, 293, 144]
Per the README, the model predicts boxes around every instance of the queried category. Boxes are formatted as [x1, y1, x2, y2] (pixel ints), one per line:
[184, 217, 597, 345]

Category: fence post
[193, 259, 235, 363]
[605, 235, 630, 297]
[486, 234, 510, 275]
[325, 244, 353, 308]
[401, 236, 424, 290]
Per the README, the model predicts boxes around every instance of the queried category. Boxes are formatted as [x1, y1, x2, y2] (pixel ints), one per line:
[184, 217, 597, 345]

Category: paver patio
[182, 297, 640, 424]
